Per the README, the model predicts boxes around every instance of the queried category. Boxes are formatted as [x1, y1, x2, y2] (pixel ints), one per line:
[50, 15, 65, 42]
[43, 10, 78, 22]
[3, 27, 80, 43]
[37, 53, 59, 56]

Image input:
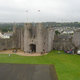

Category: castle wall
[16, 28, 21, 48]
[36, 23, 45, 53]
[47, 28, 55, 52]
[41, 26, 48, 52]
[24, 23, 32, 52]
[53, 34, 74, 50]
[53, 41, 74, 50]
[0, 23, 55, 53]
[13, 26, 23, 49]
[0, 25, 24, 51]
[72, 30, 80, 47]
[0, 25, 23, 51]
[23, 23, 55, 53]
[21, 28, 24, 50]
[0, 38, 14, 50]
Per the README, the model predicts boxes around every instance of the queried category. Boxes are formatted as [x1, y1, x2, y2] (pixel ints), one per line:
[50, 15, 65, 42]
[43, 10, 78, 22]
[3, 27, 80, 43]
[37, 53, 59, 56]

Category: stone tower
[0, 22, 55, 53]
[20, 23, 54, 53]
[73, 29, 80, 47]
[24, 23, 32, 52]
[36, 23, 45, 52]
[13, 24, 18, 49]
[47, 28, 55, 52]
[23, 23, 53, 53]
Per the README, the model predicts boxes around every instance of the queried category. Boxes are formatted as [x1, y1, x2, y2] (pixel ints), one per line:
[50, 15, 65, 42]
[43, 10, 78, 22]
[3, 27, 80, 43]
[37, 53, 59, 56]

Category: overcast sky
[0, 0, 80, 22]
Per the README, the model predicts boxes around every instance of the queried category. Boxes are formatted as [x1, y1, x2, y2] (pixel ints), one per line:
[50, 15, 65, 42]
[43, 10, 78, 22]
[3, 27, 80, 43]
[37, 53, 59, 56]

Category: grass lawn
[0, 50, 80, 80]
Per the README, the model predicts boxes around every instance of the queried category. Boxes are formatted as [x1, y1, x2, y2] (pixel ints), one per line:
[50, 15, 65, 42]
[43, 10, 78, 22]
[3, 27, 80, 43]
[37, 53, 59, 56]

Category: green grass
[0, 50, 80, 80]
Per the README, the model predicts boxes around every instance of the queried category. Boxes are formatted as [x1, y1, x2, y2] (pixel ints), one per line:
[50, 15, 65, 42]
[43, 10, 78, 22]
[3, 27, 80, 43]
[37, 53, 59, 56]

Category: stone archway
[30, 44, 36, 52]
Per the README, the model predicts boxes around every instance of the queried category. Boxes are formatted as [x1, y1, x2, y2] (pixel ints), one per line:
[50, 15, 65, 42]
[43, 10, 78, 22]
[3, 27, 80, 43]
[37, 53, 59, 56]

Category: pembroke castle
[0, 23, 80, 53]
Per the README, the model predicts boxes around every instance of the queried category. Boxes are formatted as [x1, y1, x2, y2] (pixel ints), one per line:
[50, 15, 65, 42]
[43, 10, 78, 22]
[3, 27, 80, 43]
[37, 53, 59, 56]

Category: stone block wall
[0, 38, 14, 50]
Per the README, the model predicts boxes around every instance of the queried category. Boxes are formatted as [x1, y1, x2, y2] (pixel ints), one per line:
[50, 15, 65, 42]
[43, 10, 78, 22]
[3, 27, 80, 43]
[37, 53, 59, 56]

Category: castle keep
[14, 23, 55, 53]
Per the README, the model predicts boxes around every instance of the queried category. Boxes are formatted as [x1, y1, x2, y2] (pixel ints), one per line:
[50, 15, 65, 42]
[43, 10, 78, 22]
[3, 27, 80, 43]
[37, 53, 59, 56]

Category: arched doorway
[30, 44, 36, 52]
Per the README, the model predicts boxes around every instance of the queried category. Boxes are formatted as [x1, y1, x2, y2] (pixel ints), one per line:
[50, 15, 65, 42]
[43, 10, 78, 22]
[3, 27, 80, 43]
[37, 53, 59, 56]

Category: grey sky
[0, 0, 80, 22]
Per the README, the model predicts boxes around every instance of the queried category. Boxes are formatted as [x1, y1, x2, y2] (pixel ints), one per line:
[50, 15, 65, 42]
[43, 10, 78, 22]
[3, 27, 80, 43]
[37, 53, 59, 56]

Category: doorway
[30, 44, 36, 52]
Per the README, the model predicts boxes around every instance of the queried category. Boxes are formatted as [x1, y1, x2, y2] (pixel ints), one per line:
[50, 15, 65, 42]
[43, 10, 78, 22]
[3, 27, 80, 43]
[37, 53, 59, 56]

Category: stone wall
[47, 28, 55, 52]
[72, 30, 80, 48]
[53, 34, 74, 50]
[20, 28, 24, 50]
[23, 23, 55, 53]
[0, 37, 14, 50]
[0, 26, 22, 51]
[24, 23, 32, 52]
[0, 23, 74, 53]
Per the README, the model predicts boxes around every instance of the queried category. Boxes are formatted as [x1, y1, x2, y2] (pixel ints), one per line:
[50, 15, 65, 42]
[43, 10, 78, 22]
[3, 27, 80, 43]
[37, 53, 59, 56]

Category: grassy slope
[0, 50, 80, 80]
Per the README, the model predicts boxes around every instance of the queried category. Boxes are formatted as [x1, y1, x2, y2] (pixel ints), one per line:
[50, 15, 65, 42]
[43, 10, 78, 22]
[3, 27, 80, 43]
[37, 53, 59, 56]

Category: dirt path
[0, 50, 48, 56]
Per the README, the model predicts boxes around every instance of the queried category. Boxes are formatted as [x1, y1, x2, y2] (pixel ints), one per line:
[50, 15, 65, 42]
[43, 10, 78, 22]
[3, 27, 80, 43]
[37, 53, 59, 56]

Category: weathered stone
[23, 23, 55, 53]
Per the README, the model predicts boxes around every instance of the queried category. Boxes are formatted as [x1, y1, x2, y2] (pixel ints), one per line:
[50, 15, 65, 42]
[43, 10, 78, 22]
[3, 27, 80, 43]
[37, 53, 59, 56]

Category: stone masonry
[23, 23, 55, 53]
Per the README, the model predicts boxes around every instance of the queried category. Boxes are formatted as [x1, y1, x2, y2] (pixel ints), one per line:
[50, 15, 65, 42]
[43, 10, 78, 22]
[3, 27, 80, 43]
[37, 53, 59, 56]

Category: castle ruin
[13, 23, 55, 53]
[0, 23, 80, 54]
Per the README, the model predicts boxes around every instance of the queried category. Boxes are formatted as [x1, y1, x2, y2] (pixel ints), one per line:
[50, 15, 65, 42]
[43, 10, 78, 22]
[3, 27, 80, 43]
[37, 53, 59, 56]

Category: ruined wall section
[36, 23, 44, 53]
[40, 25, 48, 53]
[13, 27, 19, 49]
[20, 28, 24, 50]
[24, 23, 32, 52]
[53, 40, 74, 50]
[0, 37, 14, 50]
[47, 28, 55, 52]
[16, 28, 21, 49]
[23, 23, 55, 53]
[53, 35, 74, 50]
[72, 30, 80, 48]
[43, 28, 48, 52]
[0, 25, 23, 51]
[12, 25, 22, 49]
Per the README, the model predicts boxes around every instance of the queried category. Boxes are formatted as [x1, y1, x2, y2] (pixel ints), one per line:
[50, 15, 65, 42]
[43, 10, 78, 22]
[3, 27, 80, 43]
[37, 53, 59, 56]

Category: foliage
[55, 30, 60, 35]
[0, 23, 24, 32]
[0, 22, 80, 32]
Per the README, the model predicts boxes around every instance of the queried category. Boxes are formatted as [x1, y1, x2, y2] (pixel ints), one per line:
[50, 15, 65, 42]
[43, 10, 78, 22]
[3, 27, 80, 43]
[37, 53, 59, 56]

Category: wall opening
[30, 44, 36, 52]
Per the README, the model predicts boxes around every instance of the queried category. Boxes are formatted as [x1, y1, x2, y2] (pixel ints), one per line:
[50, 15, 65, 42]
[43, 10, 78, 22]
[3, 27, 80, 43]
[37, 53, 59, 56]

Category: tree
[55, 30, 60, 35]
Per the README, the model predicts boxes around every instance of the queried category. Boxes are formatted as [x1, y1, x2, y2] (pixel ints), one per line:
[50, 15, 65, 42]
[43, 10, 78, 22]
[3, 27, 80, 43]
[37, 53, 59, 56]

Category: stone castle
[8, 23, 54, 53]
[23, 23, 54, 53]
[0, 23, 80, 53]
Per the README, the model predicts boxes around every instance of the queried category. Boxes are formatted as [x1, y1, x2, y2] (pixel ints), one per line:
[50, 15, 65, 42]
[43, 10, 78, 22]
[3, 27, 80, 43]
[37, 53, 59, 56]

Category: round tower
[24, 23, 32, 52]
[36, 23, 44, 53]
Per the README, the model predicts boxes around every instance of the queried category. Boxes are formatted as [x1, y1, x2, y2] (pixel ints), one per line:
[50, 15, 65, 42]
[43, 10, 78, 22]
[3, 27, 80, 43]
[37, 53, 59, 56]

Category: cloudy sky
[0, 0, 80, 22]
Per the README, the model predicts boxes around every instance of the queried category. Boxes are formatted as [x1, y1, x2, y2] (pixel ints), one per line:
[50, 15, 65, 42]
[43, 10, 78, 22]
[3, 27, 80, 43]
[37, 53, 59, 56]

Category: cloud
[0, 0, 80, 22]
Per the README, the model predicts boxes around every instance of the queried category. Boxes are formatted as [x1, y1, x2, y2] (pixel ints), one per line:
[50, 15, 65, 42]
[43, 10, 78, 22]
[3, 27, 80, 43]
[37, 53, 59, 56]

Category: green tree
[55, 30, 60, 35]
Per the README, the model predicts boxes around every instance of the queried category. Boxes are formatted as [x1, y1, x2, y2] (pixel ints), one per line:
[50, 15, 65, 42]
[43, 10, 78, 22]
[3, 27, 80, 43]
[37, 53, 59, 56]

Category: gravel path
[0, 50, 48, 56]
